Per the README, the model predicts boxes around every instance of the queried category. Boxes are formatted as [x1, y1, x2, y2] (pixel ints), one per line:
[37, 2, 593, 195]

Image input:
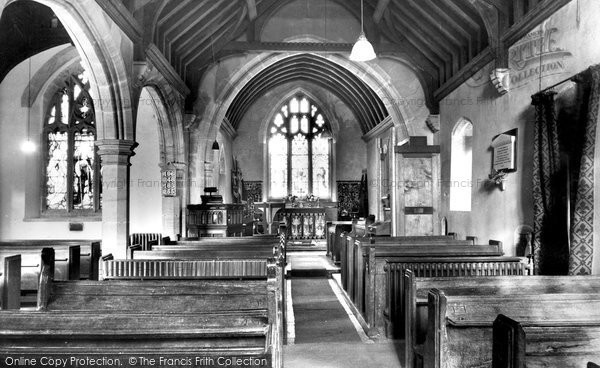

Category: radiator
[385, 259, 528, 339]
[103, 259, 268, 279]
[129, 233, 162, 251]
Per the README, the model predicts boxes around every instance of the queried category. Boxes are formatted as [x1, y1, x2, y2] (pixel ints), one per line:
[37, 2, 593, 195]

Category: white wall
[0, 45, 103, 239]
[439, 0, 600, 262]
[129, 88, 163, 234]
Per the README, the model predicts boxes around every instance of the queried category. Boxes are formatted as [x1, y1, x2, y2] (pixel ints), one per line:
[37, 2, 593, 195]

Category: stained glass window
[43, 70, 100, 213]
[267, 95, 332, 199]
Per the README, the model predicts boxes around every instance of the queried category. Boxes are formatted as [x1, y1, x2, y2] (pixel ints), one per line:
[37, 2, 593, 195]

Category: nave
[2, 0, 600, 367]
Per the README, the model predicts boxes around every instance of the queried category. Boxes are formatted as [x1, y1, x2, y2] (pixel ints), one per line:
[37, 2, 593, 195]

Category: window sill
[24, 214, 102, 222]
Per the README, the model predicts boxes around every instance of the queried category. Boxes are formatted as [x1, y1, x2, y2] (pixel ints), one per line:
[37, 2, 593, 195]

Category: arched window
[43, 70, 100, 213]
[449, 119, 473, 211]
[268, 95, 331, 199]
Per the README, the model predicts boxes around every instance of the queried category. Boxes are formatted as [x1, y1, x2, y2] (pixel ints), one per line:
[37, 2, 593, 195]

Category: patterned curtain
[532, 91, 568, 275]
[569, 65, 600, 275]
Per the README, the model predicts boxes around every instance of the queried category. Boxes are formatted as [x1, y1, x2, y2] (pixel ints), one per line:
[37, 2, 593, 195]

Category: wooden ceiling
[128, 0, 570, 117]
[225, 54, 388, 134]
[0, 0, 572, 129]
[138, 0, 491, 93]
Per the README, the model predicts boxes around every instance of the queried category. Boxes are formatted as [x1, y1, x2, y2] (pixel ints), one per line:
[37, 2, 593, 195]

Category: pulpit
[186, 204, 245, 237]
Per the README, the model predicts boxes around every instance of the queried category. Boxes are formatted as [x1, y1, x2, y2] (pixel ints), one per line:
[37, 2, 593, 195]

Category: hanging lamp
[350, 0, 376, 62]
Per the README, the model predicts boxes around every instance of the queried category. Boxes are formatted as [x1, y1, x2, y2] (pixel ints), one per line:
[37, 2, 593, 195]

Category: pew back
[0, 240, 100, 280]
[421, 286, 600, 368]
[359, 242, 507, 337]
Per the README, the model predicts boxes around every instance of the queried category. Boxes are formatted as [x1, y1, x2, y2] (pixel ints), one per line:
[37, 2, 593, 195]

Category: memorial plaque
[161, 169, 176, 197]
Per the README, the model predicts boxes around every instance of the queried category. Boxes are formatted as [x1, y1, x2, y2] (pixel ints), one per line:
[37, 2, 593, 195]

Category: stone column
[96, 139, 137, 259]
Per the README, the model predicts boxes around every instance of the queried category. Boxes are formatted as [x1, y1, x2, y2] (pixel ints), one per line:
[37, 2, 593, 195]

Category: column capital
[159, 161, 187, 171]
[96, 139, 138, 165]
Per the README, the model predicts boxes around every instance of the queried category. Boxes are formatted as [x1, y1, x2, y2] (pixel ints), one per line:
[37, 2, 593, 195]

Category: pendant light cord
[360, 0, 364, 33]
[27, 47, 32, 142]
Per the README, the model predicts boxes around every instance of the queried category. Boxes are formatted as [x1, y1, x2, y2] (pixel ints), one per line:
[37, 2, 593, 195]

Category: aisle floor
[283, 252, 404, 368]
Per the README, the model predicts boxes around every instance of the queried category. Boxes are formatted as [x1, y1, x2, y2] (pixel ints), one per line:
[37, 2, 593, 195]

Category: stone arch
[190, 51, 426, 201]
[21, 45, 80, 108]
[135, 65, 186, 166]
[3, 0, 135, 140]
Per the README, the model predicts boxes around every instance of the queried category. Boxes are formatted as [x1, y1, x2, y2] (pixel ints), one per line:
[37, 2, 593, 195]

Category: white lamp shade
[349, 33, 376, 62]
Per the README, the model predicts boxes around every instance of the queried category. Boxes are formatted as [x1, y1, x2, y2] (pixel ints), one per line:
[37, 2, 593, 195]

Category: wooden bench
[387, 258, 529, 339]
[493, 314, 600, 368]
[340, 234, 462, 298]
[404, 274, 600, 367]
[327, 221, 353, 264]
[357, 241, 506, 337]
[0, 239, 101, 280]
[0, 258, 283, 368]
[412, 277, 600, 368]
[0, 245, 78, 294]
[0, 255, 20, 310]
[151, 234, 286, 265]
[349, 236, 476, 315]
[129, 233, 164, 250]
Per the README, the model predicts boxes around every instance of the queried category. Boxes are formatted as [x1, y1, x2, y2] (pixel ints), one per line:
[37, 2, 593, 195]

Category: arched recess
[130, 87, 163, 233]
[258, 87, 341, 201]
[2, 0, 135, 140]
[135, 64, 186, 165]
[191, 51, 421, 202]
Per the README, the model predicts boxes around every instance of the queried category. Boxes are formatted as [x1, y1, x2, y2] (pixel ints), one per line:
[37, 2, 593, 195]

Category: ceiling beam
[434, 46, 494, 101]
[469, 0, 509, 68]
[372, 0, 391, 24]
[95, 0, 143, 42]
[502, 0, 572, 46]
[246, 0, 257, 21]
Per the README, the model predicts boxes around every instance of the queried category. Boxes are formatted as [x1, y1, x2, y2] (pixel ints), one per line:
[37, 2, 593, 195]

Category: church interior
[1, 0, 600, 367]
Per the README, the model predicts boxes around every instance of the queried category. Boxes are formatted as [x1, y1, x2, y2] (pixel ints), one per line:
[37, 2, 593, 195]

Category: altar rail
[283, 208, 326, 240]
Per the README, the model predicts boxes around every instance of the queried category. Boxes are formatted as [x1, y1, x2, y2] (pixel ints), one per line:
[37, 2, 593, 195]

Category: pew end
[492, 314, 525, 368]
[1, 255, 21, 310]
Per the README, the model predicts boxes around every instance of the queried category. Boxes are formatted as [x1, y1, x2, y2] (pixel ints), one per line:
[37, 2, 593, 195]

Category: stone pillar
[96, 139, 137, 259]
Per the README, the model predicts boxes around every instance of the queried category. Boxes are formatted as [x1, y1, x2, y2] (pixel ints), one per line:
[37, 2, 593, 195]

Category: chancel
[1, 1, 600, 367]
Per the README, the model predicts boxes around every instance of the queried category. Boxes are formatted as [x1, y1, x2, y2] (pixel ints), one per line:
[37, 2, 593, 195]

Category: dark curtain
[569, 65, 600, 275]
[532, 91, 569, 275]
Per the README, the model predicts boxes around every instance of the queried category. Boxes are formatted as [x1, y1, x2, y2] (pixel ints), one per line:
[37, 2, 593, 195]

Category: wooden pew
[413, 278, 600, 368]
[0, 257, 283, 368]
[357, 241, 505, 337]
[129, 232, 163, 250]
[493, 314, 600, 368]
[389, 259, 529, 339]
[0, 245, 75, 295]
[404, 274, 600, 368]
[350, 236, 475, 315]
[327, 221, 353, 264]
[0, 240, 101, 280]
[0, 255, 21, 310]
[340, 234, 462, 299]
